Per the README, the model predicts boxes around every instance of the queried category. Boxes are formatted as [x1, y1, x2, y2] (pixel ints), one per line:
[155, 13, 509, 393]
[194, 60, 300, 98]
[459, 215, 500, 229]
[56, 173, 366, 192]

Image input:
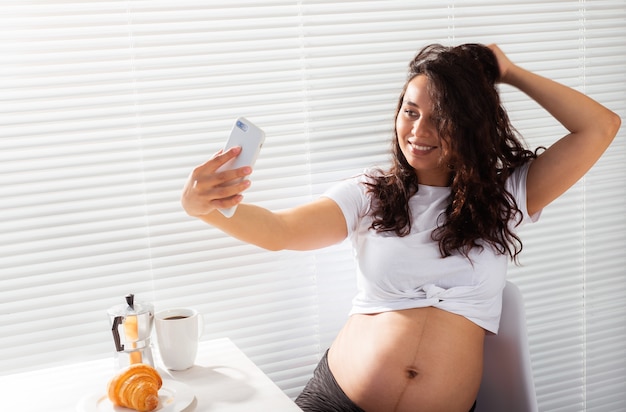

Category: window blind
[1, 1, 624, 409]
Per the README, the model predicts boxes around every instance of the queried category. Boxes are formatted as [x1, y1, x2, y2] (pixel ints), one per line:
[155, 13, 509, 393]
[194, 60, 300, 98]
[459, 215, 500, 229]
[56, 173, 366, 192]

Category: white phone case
[217, 117, 265, 218]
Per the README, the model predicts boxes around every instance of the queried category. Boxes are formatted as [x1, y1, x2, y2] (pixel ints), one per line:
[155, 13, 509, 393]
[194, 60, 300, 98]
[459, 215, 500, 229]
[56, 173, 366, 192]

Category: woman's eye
[404, 109, 419, 118]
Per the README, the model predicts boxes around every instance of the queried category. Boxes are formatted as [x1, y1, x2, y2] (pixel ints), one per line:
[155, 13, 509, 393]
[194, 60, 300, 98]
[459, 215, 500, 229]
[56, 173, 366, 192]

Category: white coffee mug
[155, 308, 203, 370]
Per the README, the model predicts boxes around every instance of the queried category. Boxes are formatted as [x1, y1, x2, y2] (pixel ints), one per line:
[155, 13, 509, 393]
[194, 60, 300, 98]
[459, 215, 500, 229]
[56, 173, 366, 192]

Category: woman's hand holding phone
[181, 117, 264, 218]
[181, 146, 253, 217]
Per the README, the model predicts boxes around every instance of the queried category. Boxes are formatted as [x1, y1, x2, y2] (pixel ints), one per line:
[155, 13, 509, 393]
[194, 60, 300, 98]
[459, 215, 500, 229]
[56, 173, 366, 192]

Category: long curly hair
[364, 43, 538, 261]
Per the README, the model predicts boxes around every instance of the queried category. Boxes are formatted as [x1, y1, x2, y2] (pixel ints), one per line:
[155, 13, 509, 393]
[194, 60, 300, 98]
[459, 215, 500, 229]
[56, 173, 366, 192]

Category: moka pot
[107, 294, 155, 369]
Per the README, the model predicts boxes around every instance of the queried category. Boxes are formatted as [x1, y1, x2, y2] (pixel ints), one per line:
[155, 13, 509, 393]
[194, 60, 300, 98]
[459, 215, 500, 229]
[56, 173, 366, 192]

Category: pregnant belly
[328, 307, 485, 412]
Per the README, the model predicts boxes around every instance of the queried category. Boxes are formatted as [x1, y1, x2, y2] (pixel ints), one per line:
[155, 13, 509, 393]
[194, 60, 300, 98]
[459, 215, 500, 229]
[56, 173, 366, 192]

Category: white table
[1, 338, 302, 412]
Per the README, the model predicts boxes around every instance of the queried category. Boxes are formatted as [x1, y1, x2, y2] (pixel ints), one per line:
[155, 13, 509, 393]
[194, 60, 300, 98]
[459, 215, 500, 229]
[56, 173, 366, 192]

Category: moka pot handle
[111, 315, 125, 352]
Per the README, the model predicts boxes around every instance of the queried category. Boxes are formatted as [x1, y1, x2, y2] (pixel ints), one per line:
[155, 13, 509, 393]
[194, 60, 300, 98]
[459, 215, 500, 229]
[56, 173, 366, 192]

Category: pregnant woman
[181, 43, 620, 411]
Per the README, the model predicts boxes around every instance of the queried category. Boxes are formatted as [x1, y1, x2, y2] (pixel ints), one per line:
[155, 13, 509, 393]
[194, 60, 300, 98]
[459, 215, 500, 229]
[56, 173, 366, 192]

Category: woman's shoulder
[505, 160, 533, 189]
[332, 167, 389, 188]
[506, 160, 541, 224]
[322, 168, 385, 225]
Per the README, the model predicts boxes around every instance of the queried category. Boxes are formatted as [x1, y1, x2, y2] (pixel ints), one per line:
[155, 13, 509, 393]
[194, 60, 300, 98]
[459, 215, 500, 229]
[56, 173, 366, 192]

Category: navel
[405, 367, 419, 379]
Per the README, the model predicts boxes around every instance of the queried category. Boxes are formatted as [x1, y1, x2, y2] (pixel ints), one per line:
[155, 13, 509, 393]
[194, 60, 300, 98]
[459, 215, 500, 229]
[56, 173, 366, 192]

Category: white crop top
[323, 163, 540, 333]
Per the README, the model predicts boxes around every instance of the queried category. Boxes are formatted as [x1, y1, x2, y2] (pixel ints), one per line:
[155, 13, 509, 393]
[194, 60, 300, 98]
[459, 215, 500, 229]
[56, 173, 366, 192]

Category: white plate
[77, 379, 195, 412]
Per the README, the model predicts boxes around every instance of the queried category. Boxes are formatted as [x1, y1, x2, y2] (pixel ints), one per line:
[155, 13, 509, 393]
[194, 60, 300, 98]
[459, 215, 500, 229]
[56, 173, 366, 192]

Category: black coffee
[164, 315, 189, 320]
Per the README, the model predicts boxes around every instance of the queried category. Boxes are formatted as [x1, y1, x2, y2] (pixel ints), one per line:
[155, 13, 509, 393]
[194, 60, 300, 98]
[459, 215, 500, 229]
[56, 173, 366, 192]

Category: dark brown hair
[365, 43, 538, 261]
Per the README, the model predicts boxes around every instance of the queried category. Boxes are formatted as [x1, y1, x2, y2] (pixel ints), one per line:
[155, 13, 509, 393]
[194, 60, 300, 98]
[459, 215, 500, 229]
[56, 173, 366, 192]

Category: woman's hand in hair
[487, 44, 515, 84]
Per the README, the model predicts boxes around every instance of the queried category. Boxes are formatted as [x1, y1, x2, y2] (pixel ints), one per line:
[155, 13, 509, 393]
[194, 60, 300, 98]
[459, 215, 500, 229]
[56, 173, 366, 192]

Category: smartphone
[216, 117, 265, 218]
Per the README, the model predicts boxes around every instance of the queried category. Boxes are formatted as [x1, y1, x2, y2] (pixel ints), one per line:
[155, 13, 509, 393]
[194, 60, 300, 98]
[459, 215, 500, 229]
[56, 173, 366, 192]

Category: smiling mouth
[409, 142, 437, 153]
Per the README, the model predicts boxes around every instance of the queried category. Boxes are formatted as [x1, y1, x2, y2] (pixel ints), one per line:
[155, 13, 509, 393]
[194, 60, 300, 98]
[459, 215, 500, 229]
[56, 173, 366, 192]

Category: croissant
[107, 363, 163, 412]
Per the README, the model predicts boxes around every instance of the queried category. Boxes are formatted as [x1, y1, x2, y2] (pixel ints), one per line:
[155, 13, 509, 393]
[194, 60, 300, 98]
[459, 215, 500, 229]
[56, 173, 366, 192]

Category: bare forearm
[503, 64, 620, 139]
[198, 204, 288, 251]
[196, 197, 348, 252]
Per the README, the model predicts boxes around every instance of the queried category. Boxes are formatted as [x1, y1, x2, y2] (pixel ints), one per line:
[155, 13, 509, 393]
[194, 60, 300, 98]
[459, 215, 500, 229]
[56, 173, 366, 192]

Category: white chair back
[476, 281, 538, 412]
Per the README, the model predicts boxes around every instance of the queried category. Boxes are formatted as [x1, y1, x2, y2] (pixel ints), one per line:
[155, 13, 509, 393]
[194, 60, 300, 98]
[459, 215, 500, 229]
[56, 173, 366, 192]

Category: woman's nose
[412, 119, 426, 136]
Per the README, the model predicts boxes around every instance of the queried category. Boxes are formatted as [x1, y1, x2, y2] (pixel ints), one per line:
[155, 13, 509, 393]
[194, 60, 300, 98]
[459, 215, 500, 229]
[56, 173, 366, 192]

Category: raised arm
[488, 44, 621, 216]
[181, 146, 347, 251]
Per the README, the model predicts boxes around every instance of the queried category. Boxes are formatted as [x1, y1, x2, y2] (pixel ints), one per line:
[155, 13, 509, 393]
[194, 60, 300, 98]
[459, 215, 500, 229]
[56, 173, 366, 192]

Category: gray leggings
[295, 350, 477, 412]
[295, 350, 365, 412]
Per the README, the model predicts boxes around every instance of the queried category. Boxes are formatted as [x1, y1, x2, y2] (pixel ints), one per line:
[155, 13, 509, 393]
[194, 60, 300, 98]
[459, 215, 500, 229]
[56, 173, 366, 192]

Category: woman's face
[396, 75, 451, 186]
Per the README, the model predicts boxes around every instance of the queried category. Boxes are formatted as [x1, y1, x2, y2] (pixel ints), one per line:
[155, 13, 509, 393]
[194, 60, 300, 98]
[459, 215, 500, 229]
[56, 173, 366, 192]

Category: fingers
[193, 146, 251, 187]
[486, 44, 514, 83]
[182, 173, 252, 217]
[205, 146, 241, 170]
[181, 147, 253, 217]
[205, 177, 251, 202]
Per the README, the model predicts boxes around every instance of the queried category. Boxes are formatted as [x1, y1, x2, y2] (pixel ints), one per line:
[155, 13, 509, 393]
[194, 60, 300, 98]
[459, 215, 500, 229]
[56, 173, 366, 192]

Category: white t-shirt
[323, 163, 539, 333]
